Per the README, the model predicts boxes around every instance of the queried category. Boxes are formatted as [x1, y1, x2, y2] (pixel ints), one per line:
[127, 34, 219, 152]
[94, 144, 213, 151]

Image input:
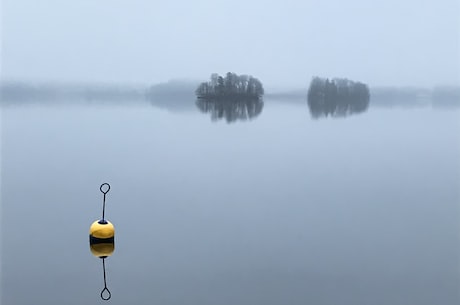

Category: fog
[2, 0, 460, 89]
[2, 1, 460, 304]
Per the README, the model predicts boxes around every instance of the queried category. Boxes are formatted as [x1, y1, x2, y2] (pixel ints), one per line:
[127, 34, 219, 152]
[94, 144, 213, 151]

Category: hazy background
[1, 0, 460, 90]
[1, 1, 460, 304]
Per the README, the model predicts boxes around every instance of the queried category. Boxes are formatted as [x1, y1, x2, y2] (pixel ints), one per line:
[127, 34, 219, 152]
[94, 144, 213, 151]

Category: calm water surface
[2, 98, 460, 305]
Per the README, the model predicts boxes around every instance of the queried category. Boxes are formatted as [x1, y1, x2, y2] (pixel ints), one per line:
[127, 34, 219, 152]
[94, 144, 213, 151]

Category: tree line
[307, 77, 370, 118]
[195, 72, 264, 98]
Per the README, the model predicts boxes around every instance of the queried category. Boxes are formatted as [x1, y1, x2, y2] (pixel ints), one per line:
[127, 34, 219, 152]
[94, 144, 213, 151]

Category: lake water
[2, 97, 460, 304]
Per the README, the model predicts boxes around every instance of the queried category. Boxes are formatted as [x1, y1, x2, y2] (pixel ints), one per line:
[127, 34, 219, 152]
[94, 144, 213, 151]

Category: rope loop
[100, 183, 111, 194]
[101, 287, 111, 300]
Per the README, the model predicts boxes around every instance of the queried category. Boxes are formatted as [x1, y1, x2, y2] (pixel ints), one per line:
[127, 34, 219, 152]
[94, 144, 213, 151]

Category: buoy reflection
[90, 241, 114, 300]
[90, 242, 115, 258]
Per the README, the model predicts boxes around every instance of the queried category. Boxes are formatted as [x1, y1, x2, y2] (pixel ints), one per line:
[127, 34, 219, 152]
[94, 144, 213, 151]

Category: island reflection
[196, 97, 264, 123]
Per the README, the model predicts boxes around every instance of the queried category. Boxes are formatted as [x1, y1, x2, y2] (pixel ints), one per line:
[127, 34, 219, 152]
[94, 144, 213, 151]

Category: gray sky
[1, 0, 459, 89]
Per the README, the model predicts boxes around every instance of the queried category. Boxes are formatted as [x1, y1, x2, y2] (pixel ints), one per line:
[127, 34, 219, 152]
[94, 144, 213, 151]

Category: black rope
[99, 183, 110, 223]
[100, 258, 111, 300]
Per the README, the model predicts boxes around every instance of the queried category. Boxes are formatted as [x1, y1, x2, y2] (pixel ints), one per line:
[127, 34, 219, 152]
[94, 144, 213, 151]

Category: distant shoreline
[1, 81, 459, 109]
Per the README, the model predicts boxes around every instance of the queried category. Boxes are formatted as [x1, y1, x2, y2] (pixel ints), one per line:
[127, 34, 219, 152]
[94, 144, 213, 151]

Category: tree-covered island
[195, 72, 264, 99]
[195, 72, 264, 123]
[307, 77, 370, 118]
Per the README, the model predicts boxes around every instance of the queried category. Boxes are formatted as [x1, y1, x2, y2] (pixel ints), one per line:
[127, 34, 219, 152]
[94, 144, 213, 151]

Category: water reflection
[196, 97, 264, 123]
[148, 97, 197, 112]
[307, 96, 369, 118]
[370, 87, 460, 109]
[90, 241, 114, 300]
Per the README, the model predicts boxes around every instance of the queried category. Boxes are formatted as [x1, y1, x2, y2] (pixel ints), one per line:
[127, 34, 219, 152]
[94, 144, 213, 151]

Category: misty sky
[1, 0, 459, 89]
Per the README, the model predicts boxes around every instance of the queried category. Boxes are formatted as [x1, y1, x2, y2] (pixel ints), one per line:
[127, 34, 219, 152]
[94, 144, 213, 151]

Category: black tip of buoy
[98, 220, 108, 225]
[90, 235, 115, 244]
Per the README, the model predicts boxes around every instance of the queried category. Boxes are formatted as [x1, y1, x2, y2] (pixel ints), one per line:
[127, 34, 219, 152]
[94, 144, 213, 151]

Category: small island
[196, 72, 264, 99]
[195, 72, 264, 123]
[307, 77, 370, 118]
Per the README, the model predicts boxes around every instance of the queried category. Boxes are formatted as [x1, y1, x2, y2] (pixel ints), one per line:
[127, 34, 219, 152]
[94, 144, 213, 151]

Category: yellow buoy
[89, 183, 115, 244]
[89, 220, 115, 239]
